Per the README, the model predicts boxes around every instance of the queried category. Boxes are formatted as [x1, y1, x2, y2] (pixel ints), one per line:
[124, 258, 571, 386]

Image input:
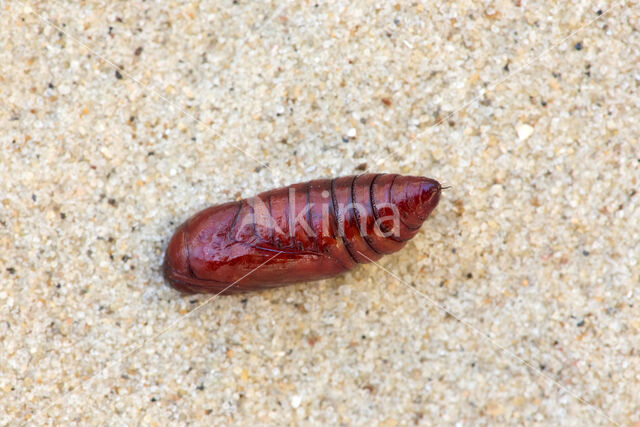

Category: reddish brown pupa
[164, 173, 441, 294]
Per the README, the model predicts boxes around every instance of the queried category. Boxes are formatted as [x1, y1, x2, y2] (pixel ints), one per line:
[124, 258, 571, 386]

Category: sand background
[1, 1, 639, 425]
